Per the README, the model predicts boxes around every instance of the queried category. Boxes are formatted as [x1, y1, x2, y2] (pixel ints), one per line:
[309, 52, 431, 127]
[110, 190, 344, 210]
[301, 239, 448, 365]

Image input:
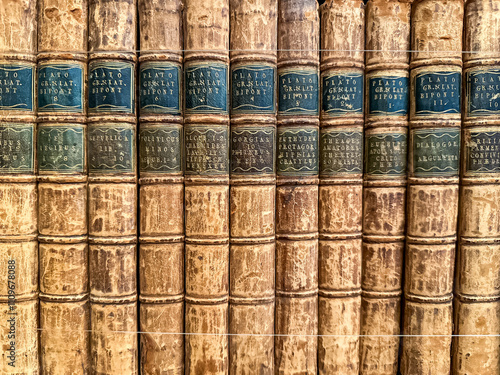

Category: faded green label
[88, 125, 135, 173]
[38, 126, 85, 172]
[139, 126, 182, 173]
[320, 130, 363, 175]
[185, 125, 229, 175]
[365, 133, 407, 176]
[0, 124, 34, 172]
[277, 127, 318, 176]
[464, 128, 500, 175]
[231, 127, 275, 175]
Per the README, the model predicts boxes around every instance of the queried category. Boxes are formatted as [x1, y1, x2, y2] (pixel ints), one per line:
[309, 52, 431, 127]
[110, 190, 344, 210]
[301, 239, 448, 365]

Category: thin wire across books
[29, 49, 495, 53]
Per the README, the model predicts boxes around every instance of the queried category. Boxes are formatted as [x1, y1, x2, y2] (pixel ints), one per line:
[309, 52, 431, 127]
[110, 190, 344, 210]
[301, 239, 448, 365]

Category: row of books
[0, 0, 499, 374]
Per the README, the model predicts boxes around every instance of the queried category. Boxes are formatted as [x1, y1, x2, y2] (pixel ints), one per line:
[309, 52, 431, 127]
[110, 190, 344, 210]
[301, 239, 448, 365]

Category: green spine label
[277, 127, 319, 176]
[88, 125, 135, 173]
[0, 63, 34, 112]
[139, 62, 181, 115]
[38, 126, 85, 172]
[139, 126, 182, 173]
[320, 130, 363, 175]
[464, 129, 500, 174]
[365, 133, 407, 176]
[38, 63, 84, 113]
[185, 125, 229, 175]
[231, 64, 275, 114]
[0, 124, 34, 172]
[278, 68, 319, 115]
[412, 128, 460, 177]
[231, 127, 275, 175]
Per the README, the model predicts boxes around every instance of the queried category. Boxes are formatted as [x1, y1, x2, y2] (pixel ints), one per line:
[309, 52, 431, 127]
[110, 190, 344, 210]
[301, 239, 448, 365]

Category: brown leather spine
[184, 0, 230, 373]
[88, 0, 138, 373]
[37, 0, 89, 374]
[318, 0, 365, 373]
[401, 1, 464, 374]
[229, 1, 277, 373]
[0, 1, 38, 374]
[453, 0, 500, 373]
[361, 1, 411, 374]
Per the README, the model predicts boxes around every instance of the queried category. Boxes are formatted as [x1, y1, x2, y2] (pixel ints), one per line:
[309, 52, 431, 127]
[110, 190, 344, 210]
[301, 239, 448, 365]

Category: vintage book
[401, 0, 463, 374]
[453, 0, 500, 373]
[229, 0, 277, 373]
[138, 1, 184, 373]
[37, 0, 89, 373]
[0, 1, 38, 373]
[361, 1, 410, 374]
[88, 0, 138, 373]
[275, 0, 319, 373]
[318, 0, 365, 373]
[184, 0, 230, 373]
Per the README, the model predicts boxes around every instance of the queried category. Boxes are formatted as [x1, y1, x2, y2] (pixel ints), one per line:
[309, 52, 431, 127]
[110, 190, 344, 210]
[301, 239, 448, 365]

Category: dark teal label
[278, 69, 319, 115]
[368, 76, 409, 116]
[320, 130, 363, 175]
[185, 125, 229, 175]
[231, 127, 275, 175]
[0, 124, 34, 172]
[0, 64, 34, 111]
[88, 125, 135, 173]
[465, 129, 500, 174]
[38, 126, 85, 172]
[322, 72, 363, 116]
[466, 69, 500, 117]
[231, 65, 275, 114]
[38, 63, 84, 113]
[365, 133, 407, 176]
[89, 61, 135, 114]
[185, 63, 228, 114]
[412, 128, 460, 177]
[414, 71, 461, 115]
[139, 62, 181, 115]
[139, 126, 182, 173]
[277, 127, 318, 176]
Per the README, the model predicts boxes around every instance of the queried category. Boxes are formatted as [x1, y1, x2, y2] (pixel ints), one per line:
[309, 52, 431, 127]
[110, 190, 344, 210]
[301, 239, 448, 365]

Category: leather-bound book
[87, 0, 138, 373]
[275, 0, 319, 373]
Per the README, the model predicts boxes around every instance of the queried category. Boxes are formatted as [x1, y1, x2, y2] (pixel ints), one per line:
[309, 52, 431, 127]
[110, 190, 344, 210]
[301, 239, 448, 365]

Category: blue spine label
[0, 124, 34, 172]
[38, 63, 84, 113]
[414, 71, 461, 115]
[0, 63, 34, 112]
[185, 63, 228, 114]
[231, 64, 275, 114]
[140, 62, 181, 115]
[368, 76, 409, 116]
[464, 128, 500, 175]
[278, 68, 319, 115]
[466, 69, 500, 117]
[89, 61, 135, 114]
[322, 72, 363, 116]
[320, 130, 363, 175]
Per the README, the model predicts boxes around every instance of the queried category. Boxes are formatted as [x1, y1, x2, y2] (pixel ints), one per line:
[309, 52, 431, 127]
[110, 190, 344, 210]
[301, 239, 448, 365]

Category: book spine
[361, 1, 410, 374]
[454, 0, 500, 373]
[88, 0, 138, 373]
[229, 1, 277, 373]
[0, 1, 38, 374]
[275, 0, 319, 373]
[401, 0, 463, 374]
[183, 0, 230, 373]
[138, 0, 184, 373]
[318, 0, 365, 373]
[37, 0, 89, 373]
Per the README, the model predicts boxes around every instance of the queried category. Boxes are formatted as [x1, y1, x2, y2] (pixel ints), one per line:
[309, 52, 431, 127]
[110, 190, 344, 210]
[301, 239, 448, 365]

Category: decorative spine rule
[0, 1, 38, 373]
[229, 1, 277, 373]
[454, 0, 500, 373]
[401, 0, 463, 374]
[275, 0, 319, 373]
[361, 1, 410, 374]
[138, 1, 184, 373]
[37, 0, 89, 373]
[184, 0, 230, 373]
[318, 0, 365, 373]
[88, 0, 138, 373]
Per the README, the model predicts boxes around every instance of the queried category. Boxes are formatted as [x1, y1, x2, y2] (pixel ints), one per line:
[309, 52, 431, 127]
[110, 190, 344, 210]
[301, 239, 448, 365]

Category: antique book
[88, 0, 138, 373]
[0, 1, 38, 373]
[453, 0, 500, 373]
[229, 0, 277, 373]
[138, 0, 184, 373]
[361, 1, 410, 374]
[318, 0, 365, 373]
[275, 0, 319, 373]
[184, 0, 230, 373]
[401, 0, 463, 374]
[37, 0, 89, 373]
